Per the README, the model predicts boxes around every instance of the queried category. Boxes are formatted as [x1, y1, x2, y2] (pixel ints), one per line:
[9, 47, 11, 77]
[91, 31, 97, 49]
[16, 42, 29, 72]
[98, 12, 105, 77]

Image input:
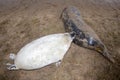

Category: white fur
[8, 33, 73, 70]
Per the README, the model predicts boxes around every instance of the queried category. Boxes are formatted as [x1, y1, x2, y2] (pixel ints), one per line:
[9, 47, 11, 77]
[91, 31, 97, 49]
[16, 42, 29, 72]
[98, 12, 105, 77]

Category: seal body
[8, 33, 74, 70]
[61, 6, 100, 43]
[61, 6, 114, 63]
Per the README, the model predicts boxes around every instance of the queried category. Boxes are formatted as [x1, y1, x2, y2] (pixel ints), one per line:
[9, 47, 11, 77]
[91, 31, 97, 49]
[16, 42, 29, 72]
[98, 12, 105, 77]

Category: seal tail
[89, 38, 115, 63]
[102, 47, 115, 63]
[97, 43, 115, 63]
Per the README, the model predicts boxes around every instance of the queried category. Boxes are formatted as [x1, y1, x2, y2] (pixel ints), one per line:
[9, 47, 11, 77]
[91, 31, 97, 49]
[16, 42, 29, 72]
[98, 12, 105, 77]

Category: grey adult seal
[61, 6, 115, 63]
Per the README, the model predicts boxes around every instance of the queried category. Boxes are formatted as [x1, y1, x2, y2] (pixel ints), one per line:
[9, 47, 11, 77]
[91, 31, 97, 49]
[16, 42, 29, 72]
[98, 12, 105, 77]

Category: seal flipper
[55, 60, 61, 67]
[9, 53, 16, 60]
[98, 43, 115, 63]
[7, 64, 19, 70]
[7, 53, 19, 70]
[86, 37, 115, 63]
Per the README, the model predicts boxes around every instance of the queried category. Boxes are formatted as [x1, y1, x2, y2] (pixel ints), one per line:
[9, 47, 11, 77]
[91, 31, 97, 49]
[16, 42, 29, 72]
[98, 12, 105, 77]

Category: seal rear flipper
[7, 64, 19, 70]
[76, 36, 115, 63]
[9, 53, 16, 60]
[102, 47, 115, 63]
[93, 41, 115, 63]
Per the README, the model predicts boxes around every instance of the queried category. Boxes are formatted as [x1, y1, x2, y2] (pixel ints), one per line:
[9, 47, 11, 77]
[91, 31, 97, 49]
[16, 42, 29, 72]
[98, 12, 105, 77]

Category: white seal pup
[7, 33, 75, 70]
